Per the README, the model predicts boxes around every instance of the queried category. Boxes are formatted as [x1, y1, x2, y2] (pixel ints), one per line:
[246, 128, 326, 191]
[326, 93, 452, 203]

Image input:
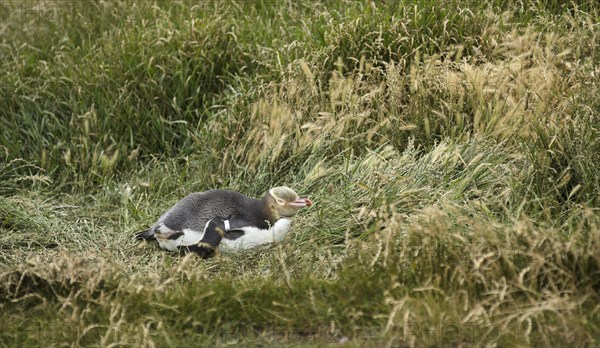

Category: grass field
[1, 0, 600, 346]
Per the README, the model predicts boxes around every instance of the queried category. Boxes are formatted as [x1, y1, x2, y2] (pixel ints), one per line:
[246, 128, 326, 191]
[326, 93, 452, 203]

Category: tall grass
[1, 0, 600, 346]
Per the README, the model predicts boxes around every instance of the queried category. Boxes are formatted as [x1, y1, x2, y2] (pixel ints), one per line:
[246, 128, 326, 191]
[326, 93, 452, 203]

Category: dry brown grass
[1, 1, 600, 346]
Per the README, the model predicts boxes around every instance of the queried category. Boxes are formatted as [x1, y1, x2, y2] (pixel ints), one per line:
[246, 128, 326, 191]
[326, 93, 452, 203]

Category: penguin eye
[276, 198, 286, 206]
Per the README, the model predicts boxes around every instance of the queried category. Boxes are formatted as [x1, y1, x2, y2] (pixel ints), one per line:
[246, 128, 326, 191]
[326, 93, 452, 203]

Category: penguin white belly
[220, 218, 292, 252]
[155, 224, 207, 252]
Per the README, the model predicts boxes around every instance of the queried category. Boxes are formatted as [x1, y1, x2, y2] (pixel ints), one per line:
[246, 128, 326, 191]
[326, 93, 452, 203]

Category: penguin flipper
[180, 218, 227, 258]
[223, 229, 245, 240]
[135, 229, 155, 241]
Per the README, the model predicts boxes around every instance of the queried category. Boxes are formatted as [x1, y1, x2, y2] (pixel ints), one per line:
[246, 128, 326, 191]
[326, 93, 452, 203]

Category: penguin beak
[288, 198, 313, 208]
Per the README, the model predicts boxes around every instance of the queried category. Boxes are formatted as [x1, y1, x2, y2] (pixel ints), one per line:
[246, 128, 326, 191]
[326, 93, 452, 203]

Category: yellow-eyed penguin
[135, 186, 312, 258]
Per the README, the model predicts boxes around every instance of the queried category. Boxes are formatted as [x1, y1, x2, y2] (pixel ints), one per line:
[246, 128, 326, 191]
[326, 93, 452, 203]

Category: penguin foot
[179, 243, 217, 258]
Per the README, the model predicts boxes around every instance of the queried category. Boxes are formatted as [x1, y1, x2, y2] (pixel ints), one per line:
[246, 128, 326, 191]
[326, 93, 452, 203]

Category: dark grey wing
[182, 218, 226, 258]
[224, 230, 245, 240]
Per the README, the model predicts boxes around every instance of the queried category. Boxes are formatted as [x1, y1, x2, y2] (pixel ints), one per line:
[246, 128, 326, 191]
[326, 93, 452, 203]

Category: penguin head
[268, 186, 313, 218]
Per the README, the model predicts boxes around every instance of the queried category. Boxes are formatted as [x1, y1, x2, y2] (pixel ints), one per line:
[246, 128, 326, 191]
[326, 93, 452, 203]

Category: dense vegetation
[1, 0, 599, 346]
